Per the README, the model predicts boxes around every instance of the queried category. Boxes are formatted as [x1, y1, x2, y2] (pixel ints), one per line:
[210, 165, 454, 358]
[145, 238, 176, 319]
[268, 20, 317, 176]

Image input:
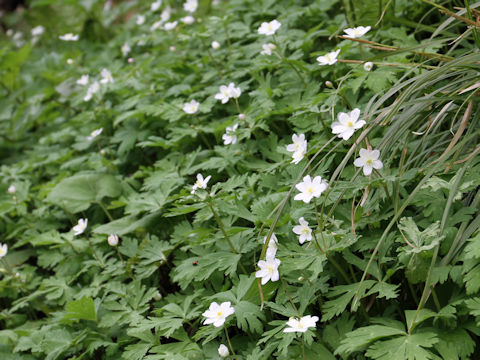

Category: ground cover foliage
[0, 0, 480, 359]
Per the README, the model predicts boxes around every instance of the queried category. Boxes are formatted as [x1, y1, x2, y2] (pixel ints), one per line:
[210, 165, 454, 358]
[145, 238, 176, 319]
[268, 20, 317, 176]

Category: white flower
[183, 0, 198, 13]
[76, 74, 89, 86]
[227, 82, 241, 99]
[0, 242, 8, 259]
[294, 175, 328, 204]
[88, 128, 103, 141]
[181, 16, 195, 24]
[66, 58, 74, 65]
[151, 21, 163, 31]
[363, 61, 373, 71]
[121, 42, 131, 57]
[73, 218, 88, 236]
[100, 69, 114, 84]
[7, 185, 16, 194]
[255, 257, 281, 285]
[260, 43, 276, 55]
[215, 85, 231, 104]
[258, 19, 281, 36]
[353, 148, 383, 176]
[183, 99, 200, 114]
[84, 81, 100, 102]
[286, 133, 307, 164]
[283, 315, 319, 333]
[191, 173, 211, 194]
[211, 41, 220, 49]
[108, 234, 119, 246]
[136, 14, 146, 25]
[344, 26, 371, 38]
[218, 344, 229, 358]
[292, 217, 312, 244]
[161, 7, 171, 22]
[151, 0, 162, 11]
[202, 301, 235, 327]
[31, 25, 45, 37]
[59, 33, 79, 41]
[264, 233, 278, 259]
[222, 123, 239, 145]
[164, 21, 177, 31]
[316, 49, 340, 66]
[331, 108, 366, 140]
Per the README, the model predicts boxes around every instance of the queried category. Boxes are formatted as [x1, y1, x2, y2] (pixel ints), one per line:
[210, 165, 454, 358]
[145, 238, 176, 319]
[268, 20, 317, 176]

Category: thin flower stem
[232, 98, 242, 114]
[280, 276, 299, 315]
[199, 37, 223, 77]
[116, 247, 125, 266]
[207, 200, 248, 274]
[224, 326, 237, 358]
[97, 201, 113, 222]
[302, 334, 306, 360]
[88, 238, 104, 268]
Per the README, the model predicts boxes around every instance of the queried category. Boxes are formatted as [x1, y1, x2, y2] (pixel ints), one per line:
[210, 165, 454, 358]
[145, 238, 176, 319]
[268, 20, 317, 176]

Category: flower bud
[128, 57, 134, 63]
[169, 46, 176, 52]
[153, 291, 162, 301]
[67, 58, 74, 65]
[211, 41, 220, 50]
[325, 81, 333, 88]
[363, 61, 373, 71]
[218, 344, 229, 358]
[107, 234, 119, 246]
[238, 113, 245, 120]
[7, 185, 16, 194]
[298, 276, 304, 282]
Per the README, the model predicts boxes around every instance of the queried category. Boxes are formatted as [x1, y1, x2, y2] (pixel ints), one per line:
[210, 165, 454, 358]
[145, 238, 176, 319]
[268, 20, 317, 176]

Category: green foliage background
[0, 0, 480, 359]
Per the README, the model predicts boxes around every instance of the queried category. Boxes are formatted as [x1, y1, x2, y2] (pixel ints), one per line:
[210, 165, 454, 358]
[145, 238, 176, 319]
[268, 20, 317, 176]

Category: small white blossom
[169, 46, 176, 51]
[264, 233, 278, 259]
[151, 21, 163, 31]
[66, 58, 74, 65]
[354, 148, 383, 176]
[31, 25, 45, 37]
[283, 315, 319, 333]
[183, 99, 200, 114]
[73, 218, 88, 236]
[215, 85, 231, 104]
[211, 40, 220, 49]
[218, 344, 229, 358]
[191, 173, 211, 194]
[76, 74, 89, 86]
[128, 57, 134, 63]
[258, 19, 281, 36]
[100, 69, 114, 84]
[364, 61, 373, 71]
[227, 82, 241, 99]
[293, 217, 312, 244]
[286, 133, 307, 164]
[260, 43, 276, 55]
[0, 242, 8, 259]
[202, 301, 235, 327]
[331, 108, 366, 140]
[84, 81, 100, 102]
[136, 14, 146, 25]
[107, 234, 119, 246]
[121, 42, 131, 57]
[316, 49, 340, 66]
[183, 0, 198, 13]
[222, 123, 239, 145]
[151, 0, 162, 11]
[344, 26, 371, 38]
[255, 257, 281, 285]
[59, 33, 79, 41]
[164, 21, 177, 31]
[294, 175, 328, 204]
[7, 185, 16, 194]
[181, 16, 195, 24]
[88, 128, 103, 141]
[161, 7, 171, 22]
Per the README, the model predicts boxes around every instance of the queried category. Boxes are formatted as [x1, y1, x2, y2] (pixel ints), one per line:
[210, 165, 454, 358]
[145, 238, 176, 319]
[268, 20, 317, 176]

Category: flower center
[196, 180, 203, 187]
[366, 159, 373, 165]
[217, 311, 223, 316]
[301, 228, 309, 235]
[347, 121, 353, 127]
[307, 187, 314, 194]
[267, 265, 274, 273]
[0, 249, 5, 256]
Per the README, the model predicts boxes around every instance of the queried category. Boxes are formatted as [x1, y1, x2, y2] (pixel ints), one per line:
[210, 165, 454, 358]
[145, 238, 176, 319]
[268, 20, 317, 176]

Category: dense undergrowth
[1, 0, 480, 359]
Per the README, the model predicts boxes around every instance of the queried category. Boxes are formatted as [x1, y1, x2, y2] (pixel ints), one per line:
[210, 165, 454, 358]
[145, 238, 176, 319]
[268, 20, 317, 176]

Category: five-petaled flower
[183, 0, 198, 13]
[100, 69, 114, 84]
[222, 123, 239, 145]
[88, 128, 103, 141]
[59, 33, 79, 41]
[31, 25, 45, 37]
[136, 14, 146, 25]
[255, 257, 281, 284]
[73, 218, 88, 236]
[286, 133, 307, 164]
[317, 49, 340, 66]
[260, 43, 276, 55]
[0, 242, 7, 259]
[258, 20, 281, 36]
[76, 75, 89, 86]
[151, 0, 162, 11]
[164, 21, 178, 31]
[292, 217, 312, 244]
[283, 315, 319, 333]
[202, 301, 235, 327]
[294, 175, 328, 203]
[191, 173, 211, 194]
[354, 148, 383, 176]
[183, 99, 200, 114]
[343, 26, 371, 38]
[181, 16, 195, 24]
[331, 108, 366, 140]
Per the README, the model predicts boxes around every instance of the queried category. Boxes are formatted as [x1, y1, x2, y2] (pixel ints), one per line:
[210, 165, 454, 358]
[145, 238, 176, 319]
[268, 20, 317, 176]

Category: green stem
[224, 326, 237, 358]
[97, 201, 113, 222]
[302, 333, 306, 360]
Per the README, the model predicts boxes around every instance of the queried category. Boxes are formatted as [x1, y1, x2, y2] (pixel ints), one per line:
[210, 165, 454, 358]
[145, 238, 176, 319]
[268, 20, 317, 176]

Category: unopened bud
[128, 57, 134, 63]
[7, 185, 16, 194]
[153, 291, 162, 301]
[169, 46, 176, 52]
[238, 113, 245, 120]
[107, 234, 119, 246]
[66, 58, 74, 65]
[298, 276, 304, 282]
[325, 81, 333, 88]
[211, 41, 220, 50]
